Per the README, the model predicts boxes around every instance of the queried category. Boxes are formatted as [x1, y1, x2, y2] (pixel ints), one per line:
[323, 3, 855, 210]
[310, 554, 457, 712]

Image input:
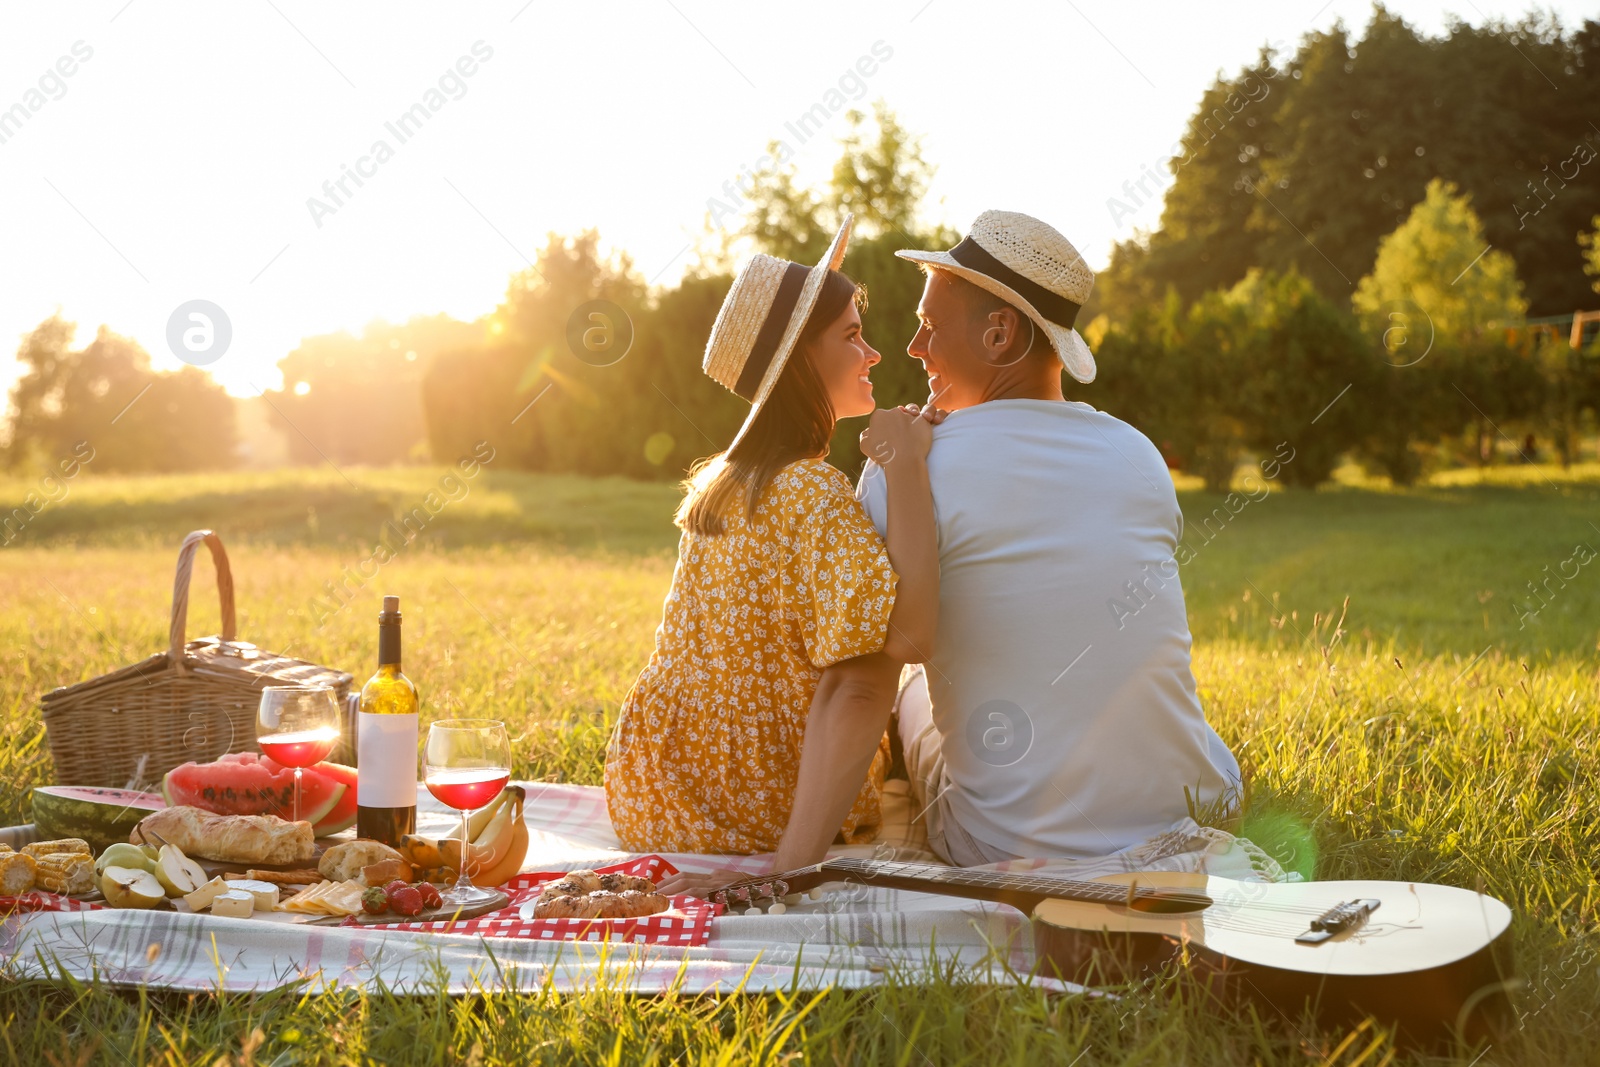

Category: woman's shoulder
[764, 458, 855, 510]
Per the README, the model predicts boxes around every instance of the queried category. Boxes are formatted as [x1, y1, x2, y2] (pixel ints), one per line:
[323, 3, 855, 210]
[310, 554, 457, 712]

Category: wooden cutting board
[305, 888, 511, 926]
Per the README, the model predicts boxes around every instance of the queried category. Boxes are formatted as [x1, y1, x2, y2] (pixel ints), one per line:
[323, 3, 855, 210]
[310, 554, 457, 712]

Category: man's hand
[656, 866, 753, 900]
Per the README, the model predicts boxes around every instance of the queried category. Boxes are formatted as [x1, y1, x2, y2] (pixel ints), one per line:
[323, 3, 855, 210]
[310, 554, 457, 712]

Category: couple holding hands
[603, 210, 1240, 895]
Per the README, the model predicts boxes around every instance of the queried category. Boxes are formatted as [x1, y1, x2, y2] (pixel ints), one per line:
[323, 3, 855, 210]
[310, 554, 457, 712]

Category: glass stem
[293, 766, 303, 823]
[457, 809, 473, 892]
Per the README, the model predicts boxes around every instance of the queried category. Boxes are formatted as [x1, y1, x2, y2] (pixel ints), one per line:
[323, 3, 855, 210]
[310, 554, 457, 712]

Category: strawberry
[388, 885, 425, 917]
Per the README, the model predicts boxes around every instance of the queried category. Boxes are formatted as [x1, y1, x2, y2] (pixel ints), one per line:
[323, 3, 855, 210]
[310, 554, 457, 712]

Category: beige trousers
[894, 665, 1018, 867]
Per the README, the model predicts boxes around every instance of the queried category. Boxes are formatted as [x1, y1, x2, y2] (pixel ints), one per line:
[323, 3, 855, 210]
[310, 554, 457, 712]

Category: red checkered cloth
[0, 891, 104, 914]
[343, 855, 721, 946]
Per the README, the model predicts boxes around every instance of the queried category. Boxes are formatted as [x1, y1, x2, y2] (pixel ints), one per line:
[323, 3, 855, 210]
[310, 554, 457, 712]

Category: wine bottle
[357, 595, 418, 844]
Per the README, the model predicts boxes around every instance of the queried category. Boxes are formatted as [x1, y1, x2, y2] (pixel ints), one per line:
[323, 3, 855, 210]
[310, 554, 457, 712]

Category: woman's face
[807, 300, 881, 419]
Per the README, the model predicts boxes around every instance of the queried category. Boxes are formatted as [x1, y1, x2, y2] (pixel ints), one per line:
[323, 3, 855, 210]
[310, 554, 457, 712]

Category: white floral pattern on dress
[605, 458, 896, 854]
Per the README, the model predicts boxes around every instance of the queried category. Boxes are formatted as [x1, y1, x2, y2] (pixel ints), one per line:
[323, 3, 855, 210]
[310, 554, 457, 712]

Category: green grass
[1, 464, 1598, 1065]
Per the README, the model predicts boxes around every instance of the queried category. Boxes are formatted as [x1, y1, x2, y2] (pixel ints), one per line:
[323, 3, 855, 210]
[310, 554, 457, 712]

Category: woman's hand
[656, 866, 754, 900]
[859, 404, 946, 468]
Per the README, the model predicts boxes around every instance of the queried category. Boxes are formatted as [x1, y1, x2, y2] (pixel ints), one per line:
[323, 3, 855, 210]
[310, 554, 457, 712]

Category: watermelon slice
[32, 786, 167, 852]
[303, 760, 357, 836]
[164, 753, 345, 831]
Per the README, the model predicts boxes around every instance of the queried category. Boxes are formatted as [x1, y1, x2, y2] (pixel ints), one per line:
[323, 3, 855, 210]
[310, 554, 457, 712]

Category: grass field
[1, 464, 1597, 1065]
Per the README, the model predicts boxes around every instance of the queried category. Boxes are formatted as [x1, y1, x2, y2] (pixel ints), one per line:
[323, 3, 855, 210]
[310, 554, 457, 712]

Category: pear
[95, 843, 156, 876]
[100, 866, 165, 909]
[153, 844, 208, 898]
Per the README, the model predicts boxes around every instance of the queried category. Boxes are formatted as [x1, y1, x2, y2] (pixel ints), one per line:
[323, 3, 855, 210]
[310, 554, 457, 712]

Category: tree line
[4, 7, 1598, 492]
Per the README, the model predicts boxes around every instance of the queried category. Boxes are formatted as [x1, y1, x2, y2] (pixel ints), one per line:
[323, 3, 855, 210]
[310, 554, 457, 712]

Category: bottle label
[357, 711, 419, 808]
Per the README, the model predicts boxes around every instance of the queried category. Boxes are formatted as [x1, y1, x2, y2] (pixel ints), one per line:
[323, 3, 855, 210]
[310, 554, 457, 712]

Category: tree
[829, 103, 935, 242]
[5, 316, 236, 473]
[265, 314, 477, 466]
[1092, 290, 1250, 493]
[1226, 269, 1374, 487]
[1096, 8, 1600, 321]
[1582, 214, 1600, 293]
[1352, 178, 1528, 482]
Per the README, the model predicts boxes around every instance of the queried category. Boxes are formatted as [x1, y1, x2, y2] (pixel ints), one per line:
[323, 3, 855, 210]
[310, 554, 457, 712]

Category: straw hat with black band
[702, 215, 854, 452]
[895, 210, 1098, 384]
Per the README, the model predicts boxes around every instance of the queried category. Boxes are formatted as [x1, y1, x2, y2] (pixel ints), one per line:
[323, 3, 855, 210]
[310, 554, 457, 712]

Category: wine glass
[256, 685, 342, 824]
[424, 718, 511, 907]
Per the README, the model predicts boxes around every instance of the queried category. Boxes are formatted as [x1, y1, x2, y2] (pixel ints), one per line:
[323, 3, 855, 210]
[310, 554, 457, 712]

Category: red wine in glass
[424, 719, 512, 907]
[257, 686, 342, 823]
[425, 768, 510, 811]
[259, 729, 339, 768]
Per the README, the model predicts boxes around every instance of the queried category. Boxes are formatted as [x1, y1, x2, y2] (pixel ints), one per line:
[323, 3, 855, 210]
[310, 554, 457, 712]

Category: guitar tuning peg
[766, 901, 787, 915]
[806, 889, 823, 901]
[781, 893, 802, 907]
[742, 904, 764, 916]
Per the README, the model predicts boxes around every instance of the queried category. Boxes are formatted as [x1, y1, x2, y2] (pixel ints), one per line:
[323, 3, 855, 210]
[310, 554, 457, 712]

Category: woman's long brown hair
[676, 269, 864, 536]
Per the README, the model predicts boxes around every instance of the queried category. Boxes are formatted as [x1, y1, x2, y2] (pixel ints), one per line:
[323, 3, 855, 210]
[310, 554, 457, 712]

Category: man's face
[907, 270, 991, 411]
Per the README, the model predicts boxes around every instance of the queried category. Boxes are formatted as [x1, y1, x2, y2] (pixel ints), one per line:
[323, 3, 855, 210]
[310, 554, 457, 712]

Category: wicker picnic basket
[40, 529, 354, 789]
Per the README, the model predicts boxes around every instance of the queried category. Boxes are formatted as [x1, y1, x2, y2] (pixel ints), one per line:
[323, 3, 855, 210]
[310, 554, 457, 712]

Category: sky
[0, 0, 1587, 401]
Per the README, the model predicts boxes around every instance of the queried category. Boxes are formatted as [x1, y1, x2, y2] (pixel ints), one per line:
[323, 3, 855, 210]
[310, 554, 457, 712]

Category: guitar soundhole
[1126, 889, 1211, 914]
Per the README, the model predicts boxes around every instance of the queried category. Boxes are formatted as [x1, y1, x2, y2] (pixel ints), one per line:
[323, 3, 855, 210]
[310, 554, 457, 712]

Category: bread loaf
[132, 806, 314, 866]
[318, 840, 402, 883]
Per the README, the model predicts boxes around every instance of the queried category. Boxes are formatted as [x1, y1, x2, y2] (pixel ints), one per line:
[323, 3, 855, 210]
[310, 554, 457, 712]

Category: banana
[447, 788, 511, 843]
[440, 790, 516, 877]
[469, 818, 528, 888]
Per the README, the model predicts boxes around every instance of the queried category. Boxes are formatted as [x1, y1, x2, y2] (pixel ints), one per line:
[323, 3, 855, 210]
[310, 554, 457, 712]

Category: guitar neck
[819, 858, 1151, 911]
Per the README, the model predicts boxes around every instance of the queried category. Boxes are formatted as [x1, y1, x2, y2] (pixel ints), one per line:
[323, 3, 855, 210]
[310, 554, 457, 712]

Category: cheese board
[305, 887, 510, 926]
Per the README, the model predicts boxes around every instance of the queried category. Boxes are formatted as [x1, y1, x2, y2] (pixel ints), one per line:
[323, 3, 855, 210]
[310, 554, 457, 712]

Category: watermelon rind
[296, 782, 344, 828]
[32, 786, 166, 852]
[307, 761, 357, 836]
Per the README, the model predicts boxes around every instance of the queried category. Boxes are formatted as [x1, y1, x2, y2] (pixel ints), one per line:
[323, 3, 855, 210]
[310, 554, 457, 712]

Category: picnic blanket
[0, 780, 1293, 993]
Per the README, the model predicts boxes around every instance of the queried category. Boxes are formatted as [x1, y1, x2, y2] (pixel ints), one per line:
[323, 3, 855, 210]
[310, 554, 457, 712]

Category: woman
[604, 216, 940, 872]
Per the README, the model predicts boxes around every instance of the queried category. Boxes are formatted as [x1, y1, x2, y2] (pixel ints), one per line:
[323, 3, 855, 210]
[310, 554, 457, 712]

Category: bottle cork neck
[378, 621, 402, 668]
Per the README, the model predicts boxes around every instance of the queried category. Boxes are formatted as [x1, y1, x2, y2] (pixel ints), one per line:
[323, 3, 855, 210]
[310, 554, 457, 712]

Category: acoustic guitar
[712, 858, 1514, 1044]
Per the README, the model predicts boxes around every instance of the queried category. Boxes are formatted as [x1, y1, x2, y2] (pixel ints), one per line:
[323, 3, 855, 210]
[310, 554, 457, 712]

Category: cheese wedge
[182, 876, 232, 912]
[226, 879, 279, 911]
[211, 890, 255, 919]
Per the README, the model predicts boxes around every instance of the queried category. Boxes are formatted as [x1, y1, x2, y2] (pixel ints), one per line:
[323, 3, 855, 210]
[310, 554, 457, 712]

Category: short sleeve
[855, 459, 890, 539]
[791, 482, 897, 670]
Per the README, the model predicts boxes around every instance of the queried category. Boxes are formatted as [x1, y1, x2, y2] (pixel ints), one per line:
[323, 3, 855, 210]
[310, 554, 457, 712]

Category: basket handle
[170, 529, 238, 664]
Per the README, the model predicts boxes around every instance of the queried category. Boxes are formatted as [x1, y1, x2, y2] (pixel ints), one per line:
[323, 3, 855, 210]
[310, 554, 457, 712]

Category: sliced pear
[101, 865, 166, 909]
[153, 844, 208, 898]
[96, 843, 156, 876]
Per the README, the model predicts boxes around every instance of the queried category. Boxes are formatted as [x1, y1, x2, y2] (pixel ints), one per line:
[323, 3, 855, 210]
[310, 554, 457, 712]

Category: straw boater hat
[896, 210, 1097, 383]
[703, 215, 854, 452]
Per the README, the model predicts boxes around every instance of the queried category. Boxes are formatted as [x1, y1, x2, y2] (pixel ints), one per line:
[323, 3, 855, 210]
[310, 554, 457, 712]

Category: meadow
[0, 464, 1597, 1065]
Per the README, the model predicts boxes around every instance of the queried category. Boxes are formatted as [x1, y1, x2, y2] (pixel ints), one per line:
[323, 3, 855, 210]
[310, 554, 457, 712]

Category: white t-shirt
[858, 398, 1240, 860]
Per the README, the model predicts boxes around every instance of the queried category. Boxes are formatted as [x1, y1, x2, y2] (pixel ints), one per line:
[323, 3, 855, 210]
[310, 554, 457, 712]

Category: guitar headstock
[710, 863, 839, 913]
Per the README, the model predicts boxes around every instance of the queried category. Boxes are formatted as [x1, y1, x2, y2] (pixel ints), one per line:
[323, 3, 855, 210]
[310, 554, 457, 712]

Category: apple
[100, 866, 165, 909]
[95, 843, 156, 876]
[153, 844, 207, 898]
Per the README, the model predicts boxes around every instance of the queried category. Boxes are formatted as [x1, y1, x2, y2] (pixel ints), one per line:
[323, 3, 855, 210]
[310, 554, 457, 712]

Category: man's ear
[980, 306, 1031, 366]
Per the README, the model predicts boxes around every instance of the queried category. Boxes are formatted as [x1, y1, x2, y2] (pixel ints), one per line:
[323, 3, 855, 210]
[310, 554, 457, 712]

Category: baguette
[132, 806, 314, 866]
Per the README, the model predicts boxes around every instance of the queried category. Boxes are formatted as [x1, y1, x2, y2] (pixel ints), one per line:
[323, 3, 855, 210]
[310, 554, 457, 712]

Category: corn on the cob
[21, 838, 91, 860]
[0, 852, 36, 895]
[34, 851, 94, 895]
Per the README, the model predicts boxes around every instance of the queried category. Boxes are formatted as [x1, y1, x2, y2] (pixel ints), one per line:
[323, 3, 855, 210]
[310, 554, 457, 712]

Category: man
[853, 209, 1241, 865]
[664, 210, 1237, 892]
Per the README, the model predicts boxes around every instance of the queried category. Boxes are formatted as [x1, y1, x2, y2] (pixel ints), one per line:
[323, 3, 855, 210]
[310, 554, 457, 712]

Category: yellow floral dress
[605, 458, 897, 854]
